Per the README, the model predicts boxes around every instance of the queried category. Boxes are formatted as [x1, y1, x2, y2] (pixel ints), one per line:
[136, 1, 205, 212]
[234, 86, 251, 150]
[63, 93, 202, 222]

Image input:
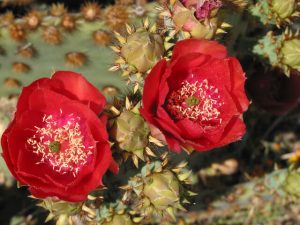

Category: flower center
[27, 111, 94, 177]
[166, 80, 224, 125]
[49, 141, 61, 153]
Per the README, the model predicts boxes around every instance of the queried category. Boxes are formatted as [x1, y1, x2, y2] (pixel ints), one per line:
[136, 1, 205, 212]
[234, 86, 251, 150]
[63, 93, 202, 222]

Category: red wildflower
[140, 39, 249, 152]
[1, 71, 117, 202]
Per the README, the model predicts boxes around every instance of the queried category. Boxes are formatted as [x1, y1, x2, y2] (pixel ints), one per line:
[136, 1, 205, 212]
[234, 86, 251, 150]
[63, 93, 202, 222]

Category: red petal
[164, 134, 182, 153]
[140, 108, 156, 125]
[16, 78, 52, 117]
[176, 119, 204, 139]
[52, 71, 106, 114]
[172, 39, 228, 62]
[157, 73, 170, 107]
[28, 88, 70, 112]
[188, 58, 232, 91]
[109, 159, 119, 174]
[167, 53, 211, 91]
[142, 60, 167, 113]
[1, 119, 18, 179]
[67, 142, 112, 201]
[142, 106, 184, 153]
[227, 58, 250, 113]
[184, 134, 214, 151]
[218, 116, 246, 146]
[156, 107, 184, 141]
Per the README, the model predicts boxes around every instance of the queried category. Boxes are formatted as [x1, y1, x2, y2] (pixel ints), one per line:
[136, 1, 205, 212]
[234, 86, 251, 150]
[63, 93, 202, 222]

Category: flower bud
[281, 38, 300, 72]
[105, 215, 133, 225]
[40, 199, 82, 215]
[172, 0, 221, 39]
[113, 111, 149, 152]
[271, 0, 297, 19]
[143, 171, 180, 210]
[121, 31, 164, 73]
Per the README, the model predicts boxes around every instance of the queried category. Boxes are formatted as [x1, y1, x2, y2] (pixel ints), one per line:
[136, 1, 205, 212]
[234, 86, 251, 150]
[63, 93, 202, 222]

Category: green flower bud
[281, 38, 300, 72]
[121, 31, 164, 73]
[143, 171, 180, 210]
[189, 17, 218, 39]
[271, 0, 297, 19]
[40, 199, 81, 215]
[113, 111, 150, 153]
[105, 214, 133, 225]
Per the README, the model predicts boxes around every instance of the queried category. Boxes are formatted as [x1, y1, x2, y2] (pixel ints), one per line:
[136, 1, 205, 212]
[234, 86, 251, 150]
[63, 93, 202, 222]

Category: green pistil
[49, 141, 61, 153]
[186, 96, 200, 107]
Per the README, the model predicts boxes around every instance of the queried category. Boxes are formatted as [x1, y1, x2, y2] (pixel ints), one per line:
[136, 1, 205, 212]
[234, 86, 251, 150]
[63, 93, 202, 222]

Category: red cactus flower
[140, 39, 249, 152]
[1, 71, 118, 202]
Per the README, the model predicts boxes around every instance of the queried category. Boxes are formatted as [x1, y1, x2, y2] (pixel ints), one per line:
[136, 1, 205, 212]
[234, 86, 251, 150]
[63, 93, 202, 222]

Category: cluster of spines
[253, 28, 300, 76]
[1, 2, 132, 44]
[250, 0, 300, 27]
[109, 18, 163, 79]
[108, 94, 164, 168]
[119, 159, 196, 223]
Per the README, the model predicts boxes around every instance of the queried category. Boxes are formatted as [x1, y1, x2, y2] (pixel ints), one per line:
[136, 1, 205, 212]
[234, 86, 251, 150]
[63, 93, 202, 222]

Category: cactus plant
[0, 1, 159, 97]
[253, 29, 300, 75]
[179, 169, 297, 225]
[250, 0, 300, 27]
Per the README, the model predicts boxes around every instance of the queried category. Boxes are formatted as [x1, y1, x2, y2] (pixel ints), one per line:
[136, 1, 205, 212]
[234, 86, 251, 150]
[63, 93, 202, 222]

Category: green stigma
[186, 96, 200, 107]
[49, 141, 61, 153]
